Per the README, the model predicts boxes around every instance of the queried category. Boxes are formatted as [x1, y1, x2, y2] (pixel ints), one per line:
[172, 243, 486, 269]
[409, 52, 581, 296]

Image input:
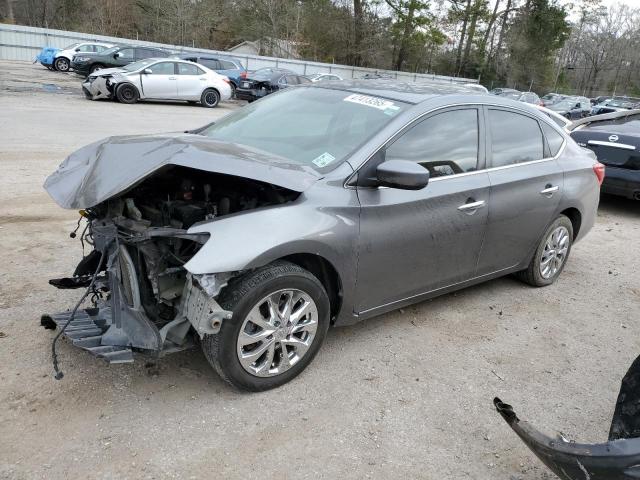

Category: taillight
[240, 71, 247, 79]
[593, 162, 605, 186]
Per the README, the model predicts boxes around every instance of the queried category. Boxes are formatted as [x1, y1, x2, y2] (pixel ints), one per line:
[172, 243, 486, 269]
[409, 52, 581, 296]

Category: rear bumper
[235, 88, 267, 101]
[602, 165, 640, 199]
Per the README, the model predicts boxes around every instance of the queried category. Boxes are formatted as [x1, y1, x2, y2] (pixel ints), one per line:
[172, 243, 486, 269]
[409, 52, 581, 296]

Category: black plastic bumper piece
[494, 355, 640, 480]
[42, 308, 134, 364]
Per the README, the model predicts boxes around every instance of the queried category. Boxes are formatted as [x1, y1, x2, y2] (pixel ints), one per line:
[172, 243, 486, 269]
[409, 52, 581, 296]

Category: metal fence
[0, 23, 477, 84]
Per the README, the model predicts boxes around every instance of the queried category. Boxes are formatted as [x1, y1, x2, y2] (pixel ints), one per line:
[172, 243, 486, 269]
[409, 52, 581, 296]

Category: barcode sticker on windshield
[344, 93, 395, 111]
[312, 152, 336, 168]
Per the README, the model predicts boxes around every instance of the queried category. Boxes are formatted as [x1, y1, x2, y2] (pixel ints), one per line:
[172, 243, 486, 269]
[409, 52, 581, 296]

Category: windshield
[63, 43, 81, 50]
[122, 59, 157, 72]
[201, 87, 408, 171]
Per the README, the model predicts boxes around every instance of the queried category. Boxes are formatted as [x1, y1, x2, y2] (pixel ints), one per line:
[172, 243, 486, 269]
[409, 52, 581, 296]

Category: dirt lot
[1, 60, 639, 480]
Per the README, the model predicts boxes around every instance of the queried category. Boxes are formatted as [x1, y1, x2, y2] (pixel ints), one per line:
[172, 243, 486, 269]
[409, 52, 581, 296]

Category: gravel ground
[1, 60, 639, 480]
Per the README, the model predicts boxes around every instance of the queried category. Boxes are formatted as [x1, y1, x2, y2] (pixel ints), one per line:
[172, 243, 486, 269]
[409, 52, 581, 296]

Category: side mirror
[74, 48, 80, 52]
[114, 52, 120, 58]
[376, 160, 430, 190]
[143, 68, 152, 74]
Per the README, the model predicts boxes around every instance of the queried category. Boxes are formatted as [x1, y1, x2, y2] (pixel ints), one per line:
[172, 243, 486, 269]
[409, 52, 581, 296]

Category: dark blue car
[180, 55, 247, 96]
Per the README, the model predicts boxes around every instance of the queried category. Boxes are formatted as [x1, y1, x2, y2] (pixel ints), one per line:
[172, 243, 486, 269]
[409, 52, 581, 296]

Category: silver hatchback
[44, 81, 602, 390]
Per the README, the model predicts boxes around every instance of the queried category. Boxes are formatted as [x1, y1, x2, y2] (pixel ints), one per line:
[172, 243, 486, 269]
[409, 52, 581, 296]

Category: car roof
[309, 79, 488, 104]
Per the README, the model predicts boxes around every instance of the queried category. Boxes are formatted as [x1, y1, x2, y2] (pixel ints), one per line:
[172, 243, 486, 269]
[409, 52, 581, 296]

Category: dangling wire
[51, 245, 107, 380]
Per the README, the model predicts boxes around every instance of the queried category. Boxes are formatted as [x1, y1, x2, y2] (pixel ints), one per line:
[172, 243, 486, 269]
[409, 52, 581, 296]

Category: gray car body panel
[43, 133, 321, 209]
[45, 84, 599, 327]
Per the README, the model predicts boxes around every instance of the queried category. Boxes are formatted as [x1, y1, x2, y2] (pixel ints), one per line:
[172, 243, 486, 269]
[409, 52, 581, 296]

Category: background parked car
[82, 58, 232, 107]
[308, 73, 343, 82]
[570, 110, 640, 200]
[464, 83, 489, 93]
[34, 46, 59, 70]
[52, 42, 114, 72]
[71, 45, 171, 76]
[547, 96, 591, 119]
[235, 68, 311, 102]
[493, 89, 542, 105]
[180, 54, 246, 96]
[541, 92, 566, 106]
[591, 97, 640, 115]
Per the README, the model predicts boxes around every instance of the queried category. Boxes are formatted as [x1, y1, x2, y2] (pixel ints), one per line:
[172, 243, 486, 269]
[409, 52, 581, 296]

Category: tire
[517, 215, 573, 287]
[54, 57, 70, 72]
[202, 261, 330, 391]
[90, 63, 105, 74]
[200, 88, 220, 108]
[230, 82, 237, 99]
[115, 83, 140, 104]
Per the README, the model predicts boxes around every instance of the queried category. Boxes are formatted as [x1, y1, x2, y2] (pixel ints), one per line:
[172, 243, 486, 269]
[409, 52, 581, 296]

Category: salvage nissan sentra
[43, 81, 602, 391]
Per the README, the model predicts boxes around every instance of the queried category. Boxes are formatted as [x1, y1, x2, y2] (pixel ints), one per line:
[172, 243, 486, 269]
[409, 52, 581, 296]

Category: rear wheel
[517, 215, 573, 287]
[201, 261, 330, 391]
[115, 83, 140, 104]
[54, 57, 70, 72]
[200, 88, 220, 108]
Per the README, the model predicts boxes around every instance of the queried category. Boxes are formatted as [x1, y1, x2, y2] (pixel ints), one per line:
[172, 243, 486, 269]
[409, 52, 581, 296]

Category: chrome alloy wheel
[539, 226, 570, 279]
[236, 289, 318, 377]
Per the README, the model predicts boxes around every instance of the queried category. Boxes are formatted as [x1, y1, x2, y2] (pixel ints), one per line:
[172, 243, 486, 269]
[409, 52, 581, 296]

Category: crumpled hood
[89, 67, 126, 77]
[44, 133, 322, 209]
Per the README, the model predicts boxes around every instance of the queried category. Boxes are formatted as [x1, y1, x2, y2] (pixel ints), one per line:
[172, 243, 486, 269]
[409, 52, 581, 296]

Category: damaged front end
[82, 73, 124, 100]
[43, 160, 300, 373]
[494, 354, 640, 480]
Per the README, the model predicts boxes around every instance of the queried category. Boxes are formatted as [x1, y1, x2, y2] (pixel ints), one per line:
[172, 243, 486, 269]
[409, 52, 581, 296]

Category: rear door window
[218, 59, 237, 69]
[178, 63, 203, 75]
[200, 59, 221, 70]
[135, 48, 159, 60]
[118, 48, 134, 61]
[488, 110, 544, 167]
[385, 108, 480, 177]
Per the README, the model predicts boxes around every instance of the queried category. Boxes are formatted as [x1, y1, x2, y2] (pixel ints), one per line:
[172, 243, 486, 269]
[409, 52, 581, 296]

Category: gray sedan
[43, 81, 602, 391]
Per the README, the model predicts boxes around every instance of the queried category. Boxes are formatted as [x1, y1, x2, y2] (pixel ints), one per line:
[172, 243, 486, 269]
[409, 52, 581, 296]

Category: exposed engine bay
[44, 167, 299, 373]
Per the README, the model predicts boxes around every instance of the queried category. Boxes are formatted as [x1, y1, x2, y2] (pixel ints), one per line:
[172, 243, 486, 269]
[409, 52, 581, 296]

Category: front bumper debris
[494, 355, 640, 480]
[41, 308, 134, 364]
[43, 220, 232, 370]
[82, 76, 112, 100]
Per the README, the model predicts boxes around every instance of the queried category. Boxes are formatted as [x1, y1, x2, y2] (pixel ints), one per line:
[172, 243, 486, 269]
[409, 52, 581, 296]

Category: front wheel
[115, 83, 140, 104]
[54, 57, 70, 72]
[89, 63, 104, 74]
[200, 88, 220, 108]
[201, 261, 330, 391]
[517, 215, 573, 287]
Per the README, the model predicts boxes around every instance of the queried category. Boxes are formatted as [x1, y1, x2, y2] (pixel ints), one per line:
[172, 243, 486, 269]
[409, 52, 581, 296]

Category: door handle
[168, 76, 177, 80]
[458, 200, 486, 213]
[540, 185, 559, 197]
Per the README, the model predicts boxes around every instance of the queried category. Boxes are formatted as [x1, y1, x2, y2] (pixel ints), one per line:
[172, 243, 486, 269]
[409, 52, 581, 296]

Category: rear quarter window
[541, 122, 565, 156]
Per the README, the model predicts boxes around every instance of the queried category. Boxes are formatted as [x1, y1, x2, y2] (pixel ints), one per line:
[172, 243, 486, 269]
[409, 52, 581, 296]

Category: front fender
[184, 202, 358, 276]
